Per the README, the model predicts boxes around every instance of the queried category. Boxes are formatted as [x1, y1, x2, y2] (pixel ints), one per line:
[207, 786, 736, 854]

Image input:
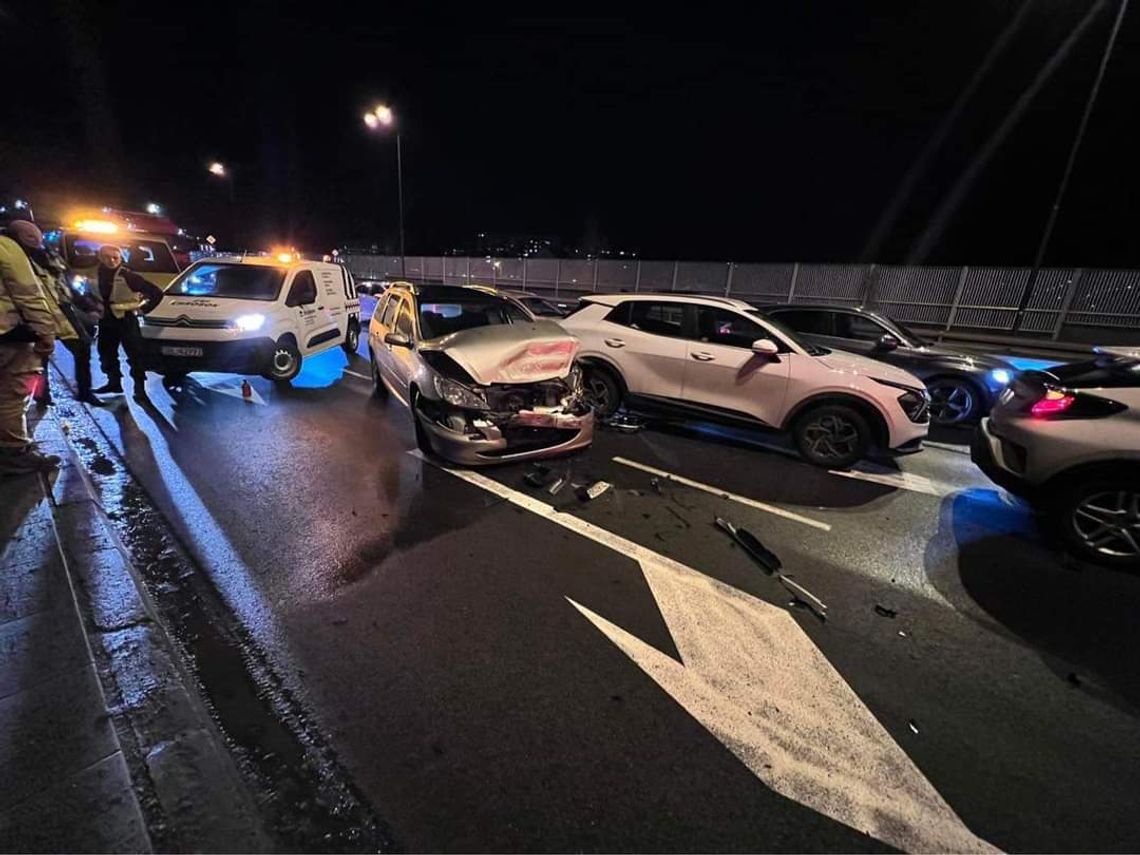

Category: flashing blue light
[1006, 356, 1062, 372]
[989, 368, 1012, 387]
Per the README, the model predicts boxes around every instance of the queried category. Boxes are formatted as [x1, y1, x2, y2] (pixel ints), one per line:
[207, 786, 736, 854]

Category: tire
[411, 389, 434, 455]
[1054, 477, 1140, 569]
[262, 337, 302, 384]
[793, 404, 871, 469]
[927, 376, 982, 426]
[370, 349, 388, 399]
[342, 320, 360, 355]
[583, 365, 622, 417]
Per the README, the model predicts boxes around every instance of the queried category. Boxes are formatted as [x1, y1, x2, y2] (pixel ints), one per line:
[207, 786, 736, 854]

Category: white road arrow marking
[200, 377, 266, 405]
[412, 451, 997, 854]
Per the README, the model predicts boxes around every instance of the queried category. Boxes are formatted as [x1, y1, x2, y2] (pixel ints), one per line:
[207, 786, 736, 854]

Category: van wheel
[343, 321, 360, 355]
[263, 338, 302, 383]
[793, 404, 870, 469]
[370, 350, 388, 399]
[583, 366, 622, 417]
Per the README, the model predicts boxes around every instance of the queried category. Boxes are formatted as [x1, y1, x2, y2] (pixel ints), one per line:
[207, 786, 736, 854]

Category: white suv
[561, 294, 930, 468]
[972, 348, 1140, 568]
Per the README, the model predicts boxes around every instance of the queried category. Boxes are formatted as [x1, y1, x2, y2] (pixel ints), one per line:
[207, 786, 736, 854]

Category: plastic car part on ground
[715, 515, 828, 621]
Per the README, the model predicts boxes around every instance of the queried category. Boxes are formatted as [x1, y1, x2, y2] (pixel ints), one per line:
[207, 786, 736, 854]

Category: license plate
[161, 346, 203, 357]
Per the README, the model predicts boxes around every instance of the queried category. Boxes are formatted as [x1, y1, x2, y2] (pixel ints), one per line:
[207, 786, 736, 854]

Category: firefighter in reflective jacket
[92, 244, 163, 405]
[0, 223, 59, 474]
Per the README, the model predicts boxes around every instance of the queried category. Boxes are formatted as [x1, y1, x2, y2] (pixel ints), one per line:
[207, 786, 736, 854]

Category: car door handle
[604, 338, 626, 348]
[691, 352, 716, 361]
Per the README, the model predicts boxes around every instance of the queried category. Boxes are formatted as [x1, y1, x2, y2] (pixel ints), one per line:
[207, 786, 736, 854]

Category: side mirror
[751, 339, 779, 356]
[875, 333, 900, 352]
[384, 332, 412, 348]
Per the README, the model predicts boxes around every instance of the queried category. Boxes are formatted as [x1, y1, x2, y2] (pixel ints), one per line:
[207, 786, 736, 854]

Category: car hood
[149, 296, 264, 321]
[907, 343, 1011, 370]
[422, 320, 580, 385]
[815, 349, 925, 387]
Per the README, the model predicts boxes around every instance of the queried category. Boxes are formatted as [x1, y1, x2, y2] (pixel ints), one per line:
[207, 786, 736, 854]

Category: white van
[138, 256, 361, 383]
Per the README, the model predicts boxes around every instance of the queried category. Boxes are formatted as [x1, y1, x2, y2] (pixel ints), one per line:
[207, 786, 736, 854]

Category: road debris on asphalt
[548, 476, 567, 495]
[650, 476, 662, 494]
[601, 412, 644, 433]
[908, 719, 920, 734]
[874, 604, 898, 619]
[714, 515, 831, 621]
[1067, 672, 1082, 688]
[524, 463, 553, 488]
[715, 517, 781, 574]
[580, 480, 612, 501]
[778, 575, 828, 621]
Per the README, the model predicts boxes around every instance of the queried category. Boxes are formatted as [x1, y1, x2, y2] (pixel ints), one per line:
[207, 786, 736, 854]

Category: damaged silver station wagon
[367, 283, 594, 464]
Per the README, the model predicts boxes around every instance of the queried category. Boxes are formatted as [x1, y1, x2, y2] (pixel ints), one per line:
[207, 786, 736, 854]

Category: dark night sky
[4, 1, 1139, 266]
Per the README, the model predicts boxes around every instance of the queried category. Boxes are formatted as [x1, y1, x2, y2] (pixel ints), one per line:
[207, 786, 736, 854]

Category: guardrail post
[554, 259, 561, 298]
[671, 260, 679, 292]
[724, 263, 735, 296]
[860, 263, 878, 307]
[787, 262, 799, 302]
[634, 260, 642, 292]
[465, 256, 471, 283]
[945, 266, 969, 330]
[522, 257, 528, 290]
[593, 257, 599, 292]
[1052, 268, 1083, 340]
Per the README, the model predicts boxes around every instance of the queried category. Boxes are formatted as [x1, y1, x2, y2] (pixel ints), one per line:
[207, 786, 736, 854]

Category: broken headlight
[434, 375, 488, 410]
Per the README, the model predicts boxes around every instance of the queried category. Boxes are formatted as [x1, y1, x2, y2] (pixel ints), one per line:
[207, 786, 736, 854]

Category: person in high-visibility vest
[91, 244, 164, 406]
[0, 221, 60, 475]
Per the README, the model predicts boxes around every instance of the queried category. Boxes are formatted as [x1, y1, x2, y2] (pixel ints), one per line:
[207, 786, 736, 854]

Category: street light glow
[363, 112, 380, 129]
[208, 161, 227, 177]
[145, 202, 162, 215]
[373, 104, 394, 126]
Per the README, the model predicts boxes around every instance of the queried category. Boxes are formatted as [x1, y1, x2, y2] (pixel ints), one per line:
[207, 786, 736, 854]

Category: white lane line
[827, 465, 960, 498]
[410, 450, 996, 854]
[343, 369, 371, 381]
[612, 457, 831, 531]
[924, 440, 971, 455]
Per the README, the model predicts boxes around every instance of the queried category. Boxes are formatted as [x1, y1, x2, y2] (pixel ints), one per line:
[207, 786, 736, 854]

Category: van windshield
[167, 262, 285, 301]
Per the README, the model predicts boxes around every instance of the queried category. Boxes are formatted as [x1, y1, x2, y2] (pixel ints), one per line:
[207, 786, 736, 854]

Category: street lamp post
[363, 104, 406, 277]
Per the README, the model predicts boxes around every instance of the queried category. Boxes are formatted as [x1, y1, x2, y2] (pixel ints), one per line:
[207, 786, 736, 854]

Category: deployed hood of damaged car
[422, 321, 580, 385]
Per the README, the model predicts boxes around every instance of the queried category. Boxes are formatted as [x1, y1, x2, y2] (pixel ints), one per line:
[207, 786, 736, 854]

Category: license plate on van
[161, 346, 203, 357]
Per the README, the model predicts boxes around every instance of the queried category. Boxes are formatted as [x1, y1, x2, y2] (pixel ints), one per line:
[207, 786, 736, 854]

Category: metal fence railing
[342, 255, 1140, 340]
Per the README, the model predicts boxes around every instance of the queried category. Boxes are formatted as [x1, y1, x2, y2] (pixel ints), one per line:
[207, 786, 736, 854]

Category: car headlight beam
[232, 313, 266, 332]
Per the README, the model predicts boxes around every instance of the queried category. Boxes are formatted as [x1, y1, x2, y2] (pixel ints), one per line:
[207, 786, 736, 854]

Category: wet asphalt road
[49, 338, 1140, 853]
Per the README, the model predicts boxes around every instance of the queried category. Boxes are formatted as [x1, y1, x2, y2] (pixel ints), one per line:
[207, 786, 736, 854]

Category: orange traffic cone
[241, 379, 252, 401]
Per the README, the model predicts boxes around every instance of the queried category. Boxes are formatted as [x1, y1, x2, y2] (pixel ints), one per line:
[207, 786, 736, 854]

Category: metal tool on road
[778, 575, 829, 620]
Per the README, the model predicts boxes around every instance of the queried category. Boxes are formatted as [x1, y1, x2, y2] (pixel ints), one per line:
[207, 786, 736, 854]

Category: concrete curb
[44, 405, 273, 852]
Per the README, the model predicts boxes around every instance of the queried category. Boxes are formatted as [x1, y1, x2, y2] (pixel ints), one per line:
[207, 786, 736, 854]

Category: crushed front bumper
[417, 407, 595, 465]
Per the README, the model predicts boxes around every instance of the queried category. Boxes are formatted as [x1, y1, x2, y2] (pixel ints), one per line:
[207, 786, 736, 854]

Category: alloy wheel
[585, 376, 612, 411]
[928, 379, 976, 425]
[802, 414, 860, 462]
[1071, 490, 1140, 558]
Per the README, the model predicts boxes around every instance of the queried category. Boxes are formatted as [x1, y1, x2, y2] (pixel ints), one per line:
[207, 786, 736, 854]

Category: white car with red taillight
[972, 347, 1140, 568]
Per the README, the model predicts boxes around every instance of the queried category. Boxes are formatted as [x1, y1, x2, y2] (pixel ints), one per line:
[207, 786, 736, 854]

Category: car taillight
[1030, 389, 1075, 417]
[1027, 386, 1126, 420]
